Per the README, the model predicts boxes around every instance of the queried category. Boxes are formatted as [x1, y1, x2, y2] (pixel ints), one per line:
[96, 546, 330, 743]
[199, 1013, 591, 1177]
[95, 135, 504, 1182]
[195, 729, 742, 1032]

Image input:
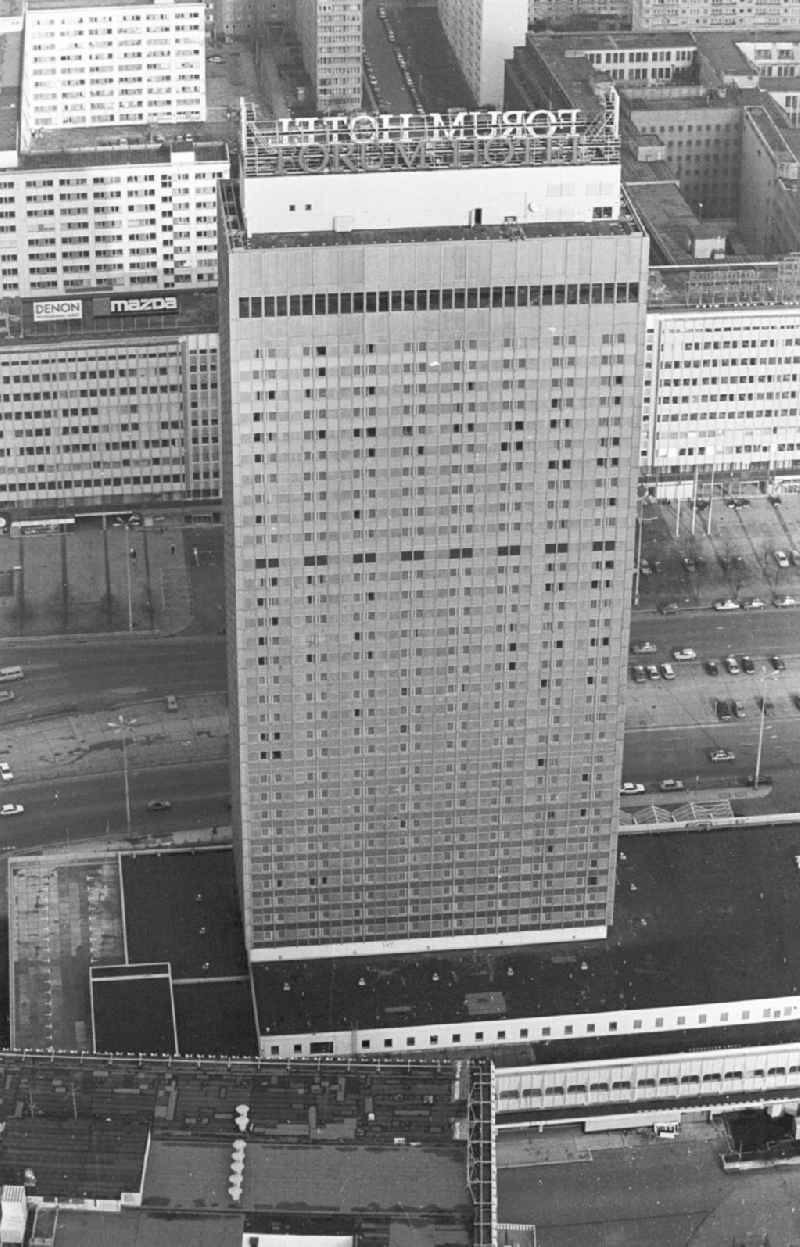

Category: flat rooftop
[252, 824, 800, 1037]
[13, 288, 219, 344]
[647, 260, 786, 308]
[0, 1118, 148, 1200]
[51, 1209, 242, 1247]
[21, 136, 227, 168]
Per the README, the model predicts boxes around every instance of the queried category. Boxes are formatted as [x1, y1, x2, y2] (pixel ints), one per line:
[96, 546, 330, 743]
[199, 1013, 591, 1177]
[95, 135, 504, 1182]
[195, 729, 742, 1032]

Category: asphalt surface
[2, 601, 800, 848]
[363, 0, 416, 114]
[0, 760, 230, 851]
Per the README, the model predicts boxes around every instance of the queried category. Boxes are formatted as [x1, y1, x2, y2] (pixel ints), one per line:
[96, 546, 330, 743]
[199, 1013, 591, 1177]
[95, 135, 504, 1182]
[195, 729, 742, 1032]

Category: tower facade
[219, 103, 648, 961]
[293, 0, 362, 115]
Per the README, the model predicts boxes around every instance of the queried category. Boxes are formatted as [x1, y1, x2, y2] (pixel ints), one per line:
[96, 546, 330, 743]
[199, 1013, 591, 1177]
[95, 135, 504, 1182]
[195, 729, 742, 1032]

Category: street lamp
[753, 668, 775, 789]
[107, 713, 136, 835]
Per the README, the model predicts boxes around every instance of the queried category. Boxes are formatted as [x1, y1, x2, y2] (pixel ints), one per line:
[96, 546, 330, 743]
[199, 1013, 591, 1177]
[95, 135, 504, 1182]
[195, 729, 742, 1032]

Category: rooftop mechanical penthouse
[219, 100, 648, 963]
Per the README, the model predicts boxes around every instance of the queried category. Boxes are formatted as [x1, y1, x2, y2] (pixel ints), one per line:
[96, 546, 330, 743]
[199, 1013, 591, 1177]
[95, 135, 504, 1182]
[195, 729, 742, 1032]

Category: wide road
[630, 606, 800, 660]
[0, 635, 226, 719]
[0, 759, 230, 853]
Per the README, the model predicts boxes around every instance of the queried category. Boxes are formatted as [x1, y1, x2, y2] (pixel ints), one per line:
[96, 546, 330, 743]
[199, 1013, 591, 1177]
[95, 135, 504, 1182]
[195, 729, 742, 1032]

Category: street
[0, 760, 230, 851]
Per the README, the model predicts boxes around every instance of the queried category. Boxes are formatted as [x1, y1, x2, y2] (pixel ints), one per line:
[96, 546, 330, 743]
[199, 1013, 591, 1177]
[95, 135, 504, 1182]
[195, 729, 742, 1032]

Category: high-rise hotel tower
[219, 98, 648, 963]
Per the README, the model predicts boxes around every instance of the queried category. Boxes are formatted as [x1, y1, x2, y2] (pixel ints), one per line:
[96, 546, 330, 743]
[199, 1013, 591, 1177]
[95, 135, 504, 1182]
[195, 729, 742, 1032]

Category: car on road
[0, 691, 14, 702]
[620, 782, 646, 795]
[733, 700, 746, 718]
[741, 597, 765, 610]
[166, 694, 178, 712]
[0, 666, 23, 682]
[658, 601, 679, 615]
[673, 648, 696, 661]
[724, 655, 740, 675]
[658, 779, 685, 792]
[645, 664, 660, 680]
[639, 558, 653, 576]
[740, 655, 755, 674]
[705, 659, 720, 676]
[631, 640, 657, 655]
[725, 497, 751, 508]
[146, 799, 172, 812]
[746, 773, 773, 787]
[0, 803, 22, 816]
[714, 598, 740, 611]
[715, 699, 733, 721]
[660, 662, 676, 680]
[758, 698, 775, 716]
[773, 594, 797, 607]
[709, 749, 735, 762]
[774, 549, 791, 569]
[631, 665, 646, 683]
[771, 655, 786, 671]
[0, 763, 12, 781]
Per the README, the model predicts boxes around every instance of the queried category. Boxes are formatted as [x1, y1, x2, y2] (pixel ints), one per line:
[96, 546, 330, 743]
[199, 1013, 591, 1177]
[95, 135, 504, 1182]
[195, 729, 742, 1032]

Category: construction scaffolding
[467, 1058, 497, 1247]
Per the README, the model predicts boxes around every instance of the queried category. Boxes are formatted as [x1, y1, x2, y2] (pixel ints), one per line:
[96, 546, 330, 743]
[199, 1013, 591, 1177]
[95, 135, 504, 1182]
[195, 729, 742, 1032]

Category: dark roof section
[0, 1119, 148, 1200]
[21, 139, 227, 170]
[91, 969, 177, 1056]
[252, 824, 800, 1036]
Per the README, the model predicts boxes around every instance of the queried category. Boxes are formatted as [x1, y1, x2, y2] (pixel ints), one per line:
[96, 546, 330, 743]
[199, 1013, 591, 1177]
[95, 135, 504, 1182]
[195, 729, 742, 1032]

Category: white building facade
[293, 0, 363, 115]
[20, 0, 206, 150]
[633, 0, 800, 29]
[642, 263, 800, 492]
[0, 142, 228, 299]
[438, 0, 529, 107]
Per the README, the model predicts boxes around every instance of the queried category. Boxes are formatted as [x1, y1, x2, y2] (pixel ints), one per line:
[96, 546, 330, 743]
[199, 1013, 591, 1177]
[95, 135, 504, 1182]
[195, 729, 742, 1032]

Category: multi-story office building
[293, 0, 362, 115]
[633, 0, 800, 29]
[20, 0, 206, 149]
[0, 140, 228, 298]
[641, 260, 800, 491]
[0, 289, 220, 509]
[219, 102, 648, 961]
[439, 0, 529, 105]
[531, 0, 633, 27]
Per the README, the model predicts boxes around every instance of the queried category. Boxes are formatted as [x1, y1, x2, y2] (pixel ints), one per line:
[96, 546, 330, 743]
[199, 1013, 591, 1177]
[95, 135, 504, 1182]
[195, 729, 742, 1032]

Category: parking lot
[636, 492, 800, 614]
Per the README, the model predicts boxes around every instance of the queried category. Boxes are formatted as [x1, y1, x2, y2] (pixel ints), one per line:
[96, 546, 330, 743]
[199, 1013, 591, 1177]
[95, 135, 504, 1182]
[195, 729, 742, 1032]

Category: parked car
[681, 556, 696, 573]
[645, 665, 660, 680]
[793, 693, 800, 711]
[658, 601, 679, 615]
[165, 694, 178, 712]
[716, 699, 733, 721]
[631, 640, 657, 655]
[672, 648, 696, 661]
[773, 594, 797, 607]
[725, 497, 751, 508]
[774, 549, 791, 569]
[0, 763, 12, 781]
[639, 559, 653, 576]
[146, 799, 172, 812]
[709, 749, 735, 763]
[660, 662, 676, 680]
[792, 551, 800, 568]
[631, 665, 646, 683]
[705, 660, 720, 676]
[746, 773, 773, 786]
[771, 655, 786, 671]
[620, 782, 646, 796]
[733, 701, 746, 718]
[0, 690, 15, 702]
[758, 698, 775, 716]
[658, 779, 685, 792]
[741, 597, 765, 610]
[0, 803, 22, 816]
[740, 655, 755, 674]
[724, 655, 740, 675]
[714, 598, 741, 612]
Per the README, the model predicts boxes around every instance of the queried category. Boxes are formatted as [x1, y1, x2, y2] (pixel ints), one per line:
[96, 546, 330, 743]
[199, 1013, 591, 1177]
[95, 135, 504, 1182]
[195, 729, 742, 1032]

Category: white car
[709, 749, 735, 763]
[0, 803, 22, 816]
[660, 662, 676, 680]
[774, 594, 797, 608]
[0, 690, 14, 703]
[620, 782, 646, 796]
[724, 655, 740, 675]
[741, 598, 765, 610]
[672, 648, 696, 661]
[774, 549, 791, 569]
[713, 598, 740, 612]
[0, 763, 12, 781]
[658, 779, 685, 792]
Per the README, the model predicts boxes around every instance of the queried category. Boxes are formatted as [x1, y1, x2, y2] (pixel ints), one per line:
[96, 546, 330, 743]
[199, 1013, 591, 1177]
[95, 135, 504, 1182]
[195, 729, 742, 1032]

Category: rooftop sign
[243, 100, 621, 178]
